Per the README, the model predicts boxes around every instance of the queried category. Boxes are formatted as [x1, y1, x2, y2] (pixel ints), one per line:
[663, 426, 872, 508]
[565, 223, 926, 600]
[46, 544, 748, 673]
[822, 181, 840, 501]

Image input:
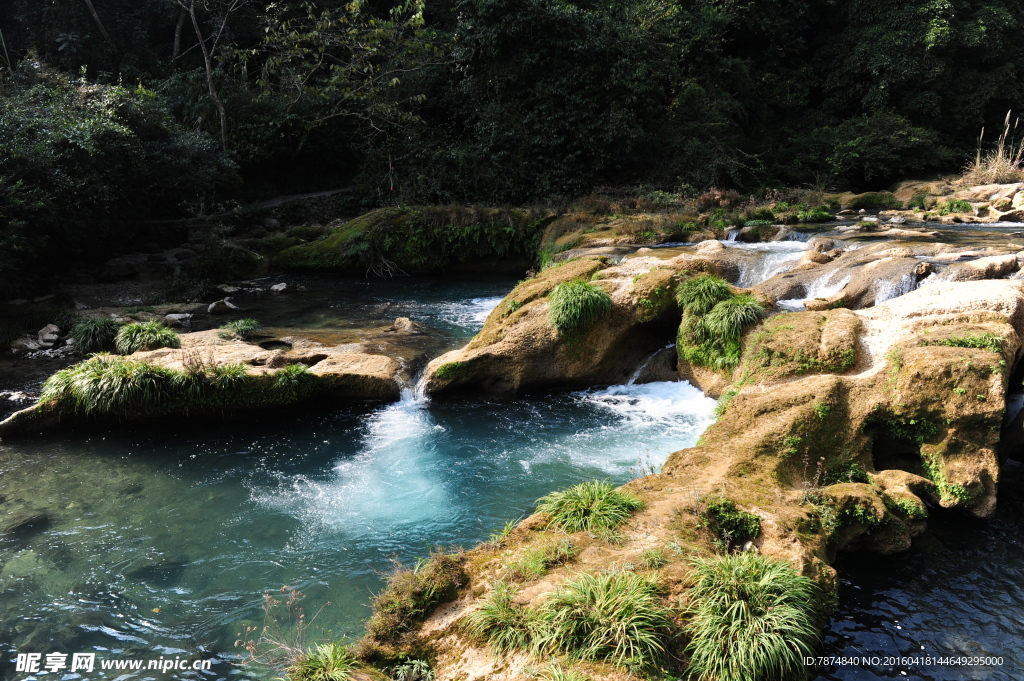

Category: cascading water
[873, 272, 919, 304]
[626, 343, 675, 385]
[724, 241, 809, 288]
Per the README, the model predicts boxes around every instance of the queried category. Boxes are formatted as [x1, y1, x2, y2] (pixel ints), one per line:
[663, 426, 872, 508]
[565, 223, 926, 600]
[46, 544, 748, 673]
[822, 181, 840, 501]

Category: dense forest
[2, 0, 1024, 292]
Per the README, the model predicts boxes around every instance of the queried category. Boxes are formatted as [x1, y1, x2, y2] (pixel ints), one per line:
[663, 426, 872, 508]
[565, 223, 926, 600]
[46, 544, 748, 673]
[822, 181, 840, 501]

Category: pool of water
[818, 463, 1024, 681]
[0, 278, 716, 680]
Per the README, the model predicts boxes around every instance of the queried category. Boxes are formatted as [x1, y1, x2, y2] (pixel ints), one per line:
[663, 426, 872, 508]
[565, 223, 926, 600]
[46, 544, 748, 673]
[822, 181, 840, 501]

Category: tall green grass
[115, 321, 181, 354]
[70, 317, 122, 354]
[535, 571, 671, 668]
[468, 572, 671, 670]
[676, 276, 763, 372]
[366, 548, 466, 642]
[221, 318, 262, 340]
[548, 280, 612, 335]
[684, 553, 819, 681]
[464, 581, 540, 654]
[40, 355, 322, 417]
[285, 643, 357, 681]
[536, 480, 644, 532]
[676, 275, 733, 316]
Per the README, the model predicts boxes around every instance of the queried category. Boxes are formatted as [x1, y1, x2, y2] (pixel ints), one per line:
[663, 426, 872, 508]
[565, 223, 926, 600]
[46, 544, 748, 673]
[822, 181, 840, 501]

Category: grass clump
[70, 317, 122, 353]
[639, 548, 669, 570]
[539, 665, 590, 681]
[962, 111, 1024, 185]
[464, 581, 540, 654]
[40, 355, 323, 418]
[366, 548, 466, 643]
[677, 274, 764, 372]
[675, 274, 732, 316]
[221, 318, 262, 340]
[937, 198, 974, 215]
[535, 571, 671, 668]
[506, 538, 579, 581]
[700, 497, 761, 549]
[284, 643, 358, 681]
[920, 332, 1003, 353]
[796, 205, 833, 223]
[684, 553, 820, 681]
[536, 480, 644, 533]
[548, 280, 612, 335]
[115, 321, 180, 354]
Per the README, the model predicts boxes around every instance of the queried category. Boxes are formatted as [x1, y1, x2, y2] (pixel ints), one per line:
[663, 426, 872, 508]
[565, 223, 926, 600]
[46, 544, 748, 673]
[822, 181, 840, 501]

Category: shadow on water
[816, 460, 1024, 680]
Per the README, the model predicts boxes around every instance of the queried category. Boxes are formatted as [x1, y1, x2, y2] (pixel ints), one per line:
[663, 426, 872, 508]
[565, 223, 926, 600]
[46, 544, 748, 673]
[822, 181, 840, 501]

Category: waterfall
[874, 273, 919, 304]
[726, 229, 740, 242]
[626, 344, 676, 385]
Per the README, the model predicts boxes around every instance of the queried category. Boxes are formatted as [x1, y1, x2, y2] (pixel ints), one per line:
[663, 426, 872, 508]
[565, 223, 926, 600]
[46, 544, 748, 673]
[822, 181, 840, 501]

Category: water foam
[724, 241, 808, 287]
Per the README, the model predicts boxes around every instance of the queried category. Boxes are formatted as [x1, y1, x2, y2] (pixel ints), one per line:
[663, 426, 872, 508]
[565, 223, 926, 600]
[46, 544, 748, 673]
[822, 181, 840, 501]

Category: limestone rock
[208, 298, 239, 314]
[37, 324, 61, 348]
[270, 282, 287, 292]
[943, 254, 1019, 282]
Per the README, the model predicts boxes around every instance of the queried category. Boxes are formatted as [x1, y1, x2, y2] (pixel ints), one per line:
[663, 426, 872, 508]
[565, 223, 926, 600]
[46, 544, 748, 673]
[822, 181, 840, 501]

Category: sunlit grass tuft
[536, 480, 644, 533]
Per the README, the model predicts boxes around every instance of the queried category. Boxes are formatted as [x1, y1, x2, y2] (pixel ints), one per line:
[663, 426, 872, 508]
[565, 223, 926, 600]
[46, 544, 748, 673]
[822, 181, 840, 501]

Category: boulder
[11, 337, 41, 354]
[101, 253, 149, 280]
[943, 254, 1019, 282]
[164, 313, 193, 327]
[208, 298, 239, 315]
[270, 283, 288, 292]
[37, 324, 61, 348]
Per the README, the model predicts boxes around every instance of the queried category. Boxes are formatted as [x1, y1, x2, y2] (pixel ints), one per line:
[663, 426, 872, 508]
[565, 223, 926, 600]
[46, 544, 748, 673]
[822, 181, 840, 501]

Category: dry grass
[961, 110, 1024, 185]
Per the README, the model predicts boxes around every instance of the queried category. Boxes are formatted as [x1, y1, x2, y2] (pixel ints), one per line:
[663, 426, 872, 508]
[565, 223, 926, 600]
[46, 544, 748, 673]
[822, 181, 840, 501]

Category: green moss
[700, 496, 761, 548]
[920, 453, 972, 504]
[274, 206, 548, 273]
[846, 192, 902, 210]
[434, 362, 467, 380]
[505, 538, 579, 581]
[883, 495, 927, 520]
[920, 332, 1003, 353]
[823, 461, 870, 485]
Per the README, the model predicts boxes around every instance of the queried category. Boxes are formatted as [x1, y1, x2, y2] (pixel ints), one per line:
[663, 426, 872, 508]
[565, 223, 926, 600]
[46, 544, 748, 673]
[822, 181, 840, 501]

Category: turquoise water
[0, 278, 715, 679]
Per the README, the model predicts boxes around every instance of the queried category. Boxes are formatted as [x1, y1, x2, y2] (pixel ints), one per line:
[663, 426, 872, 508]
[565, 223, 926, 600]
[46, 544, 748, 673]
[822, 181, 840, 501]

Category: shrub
[701, 497, 761, 548]
[962, 111, 1024, 185]
[70, 317, 122, 354]
[675, 275, 733, 316]
[464, 581, 539, 654]
[845, 192, 902, 210]
[221, 318, 262, 340]
[937, 198, 973, 215]
[536, 480, 644, 532]
[115, 321, 181, 354]
[285, 643, 358, 681]
[390, 660, 434, 681]
[907, 192, 929, 210]
[796, 205, 833, 223]
[366, 548, 466, 642]
[548, 280, 612, 335]
[684, 553, 819, 681]
[535, 571, 671, 668]
[506, 538, 579, 581]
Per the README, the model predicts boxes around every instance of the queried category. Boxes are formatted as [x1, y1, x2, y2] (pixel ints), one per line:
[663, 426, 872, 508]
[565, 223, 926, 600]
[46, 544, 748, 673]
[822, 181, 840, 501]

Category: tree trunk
[169, 6, 186, 73]
[185, 0, 229, 152]
[81, 0, 117, 51]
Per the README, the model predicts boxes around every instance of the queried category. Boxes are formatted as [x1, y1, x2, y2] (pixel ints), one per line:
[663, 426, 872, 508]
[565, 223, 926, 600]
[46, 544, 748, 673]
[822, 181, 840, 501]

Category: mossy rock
[631, 268, 679, 322]
[739, 309, 860, 383]
[274, 206, 550, 274]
